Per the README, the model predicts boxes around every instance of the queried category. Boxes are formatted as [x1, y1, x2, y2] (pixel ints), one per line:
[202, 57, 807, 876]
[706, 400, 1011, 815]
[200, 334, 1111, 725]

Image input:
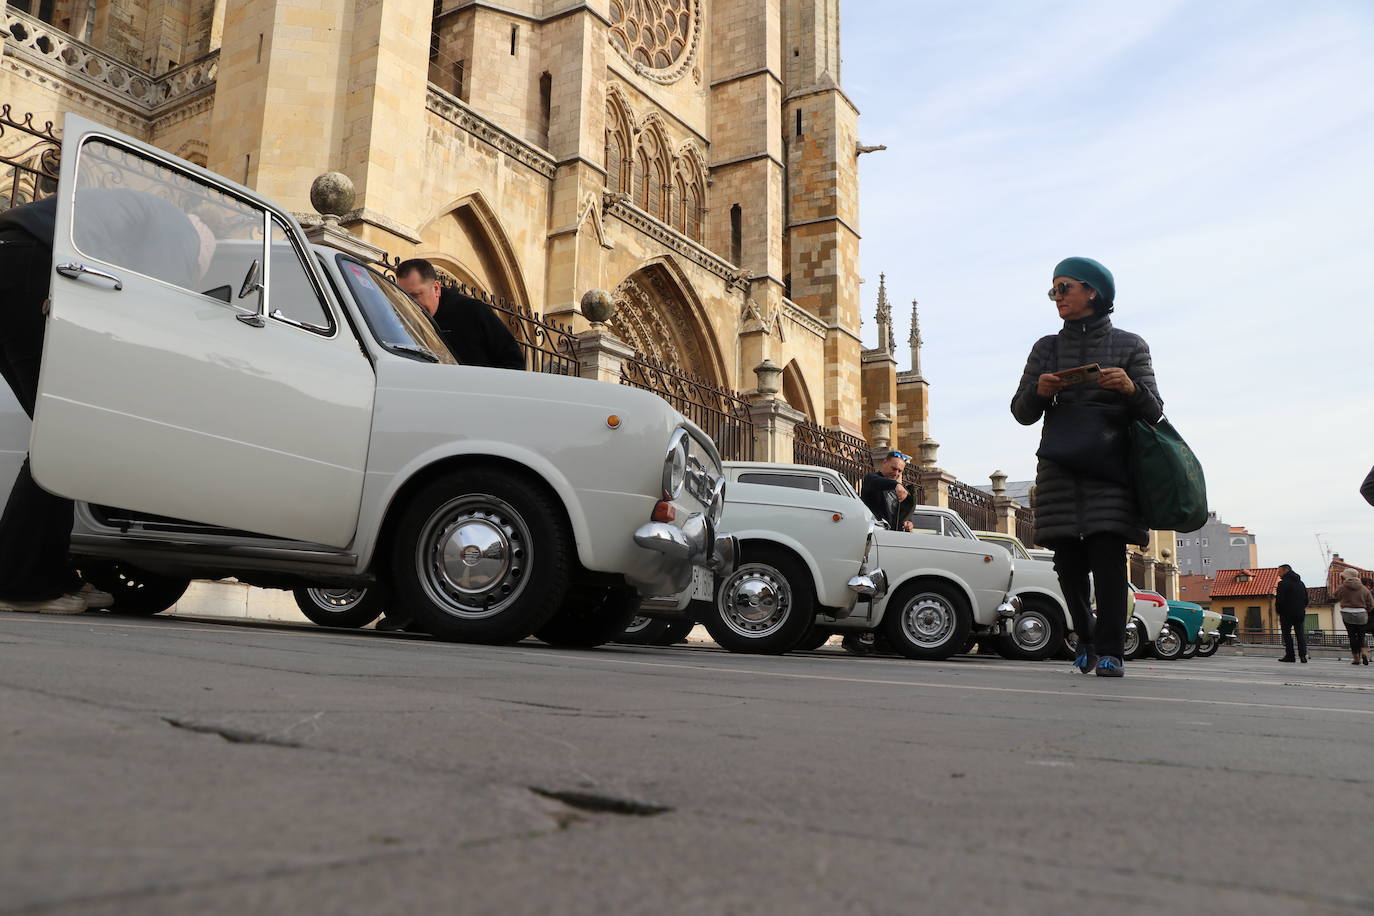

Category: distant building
[1174, 512, 1256, 577]
[1178, 574, 1212, 606]
[1211, 557, 1372, 633]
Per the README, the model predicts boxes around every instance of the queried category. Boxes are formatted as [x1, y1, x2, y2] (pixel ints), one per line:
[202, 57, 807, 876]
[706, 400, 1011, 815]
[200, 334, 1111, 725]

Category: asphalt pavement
[3, 611, 1372, 915]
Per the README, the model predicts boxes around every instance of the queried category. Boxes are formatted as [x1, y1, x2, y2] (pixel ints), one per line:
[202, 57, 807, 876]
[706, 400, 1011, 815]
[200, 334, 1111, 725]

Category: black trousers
[1279, 616, 1307, 658]
[1051, 533, 1128, 660]
[1344, 622, 1367, 654]
[0, 231, 77, 601]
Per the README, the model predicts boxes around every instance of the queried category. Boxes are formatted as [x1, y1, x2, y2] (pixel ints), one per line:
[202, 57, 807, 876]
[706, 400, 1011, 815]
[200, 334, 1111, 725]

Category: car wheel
[1122, 619, 1147, 660]
[616, 614, 671, 645]
[82, 560, 190, 616]
[1194, 634, 1220, 657]
[794, 626, 833, 651]
[653, 618, 696, 645]
[537, 584, 641, 648]
[1153, 621, 1187, 660]
[292, 585, 388, 629]
[996, 599, 1066, 661]
[881, 580, 972, 660]
[1179, 637, 1198, 659]
[389, 468, 570, 644]
[702, 548, 815, 654]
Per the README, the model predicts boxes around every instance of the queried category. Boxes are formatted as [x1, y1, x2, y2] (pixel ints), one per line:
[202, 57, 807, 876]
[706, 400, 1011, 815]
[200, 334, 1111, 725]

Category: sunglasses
[1046, 281, 1083, 300]
[887, 451, 910, 461]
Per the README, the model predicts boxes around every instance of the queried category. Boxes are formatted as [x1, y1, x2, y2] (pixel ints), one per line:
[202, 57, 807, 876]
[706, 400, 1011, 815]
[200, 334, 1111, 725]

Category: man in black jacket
[1275, 564, 1309, 663]
[860, 451, 915, 531]
[395, 259, 525, 370]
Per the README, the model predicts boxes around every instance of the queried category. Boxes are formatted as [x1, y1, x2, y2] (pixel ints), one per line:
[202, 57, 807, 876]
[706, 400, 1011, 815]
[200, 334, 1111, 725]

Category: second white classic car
[974, 530, 1071, 660]
[0, 114, 733, 647]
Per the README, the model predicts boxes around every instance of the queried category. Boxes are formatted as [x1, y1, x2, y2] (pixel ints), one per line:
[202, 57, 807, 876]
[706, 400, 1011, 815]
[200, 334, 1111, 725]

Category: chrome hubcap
[416, 496, 529, 620]
[1123, 626, 1139, 655]
[306, 587, 367, 612]
[624, 615, 654, 634]
[1156, 627, 1181, 657]
[719, 564, 791, 638]
[1196, 634, 1215, 652]
[901, 594, 954, 647]
[1013, 611, 1051, 652]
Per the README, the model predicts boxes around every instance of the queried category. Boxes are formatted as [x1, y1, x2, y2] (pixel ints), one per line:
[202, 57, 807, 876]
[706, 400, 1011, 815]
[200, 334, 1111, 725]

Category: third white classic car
[974, 529, 1071, 660]
[0, 114, 733, 647]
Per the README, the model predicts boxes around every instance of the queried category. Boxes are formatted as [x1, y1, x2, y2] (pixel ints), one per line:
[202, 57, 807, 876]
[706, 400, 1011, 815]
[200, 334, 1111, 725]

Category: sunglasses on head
[887, 451, 910, 461]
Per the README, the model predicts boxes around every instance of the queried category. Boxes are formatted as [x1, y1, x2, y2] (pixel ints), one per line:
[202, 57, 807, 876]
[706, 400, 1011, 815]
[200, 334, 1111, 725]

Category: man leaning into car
[861, 451, 916, 532]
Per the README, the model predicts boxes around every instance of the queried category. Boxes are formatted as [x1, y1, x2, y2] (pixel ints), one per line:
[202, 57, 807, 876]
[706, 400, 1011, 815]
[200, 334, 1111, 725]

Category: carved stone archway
[609, 260, 727, 387]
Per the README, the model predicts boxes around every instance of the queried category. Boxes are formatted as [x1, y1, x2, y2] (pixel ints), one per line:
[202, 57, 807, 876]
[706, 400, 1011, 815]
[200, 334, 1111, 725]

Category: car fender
[1014, 586, 1071, 627]
[873, 567, 981, 626]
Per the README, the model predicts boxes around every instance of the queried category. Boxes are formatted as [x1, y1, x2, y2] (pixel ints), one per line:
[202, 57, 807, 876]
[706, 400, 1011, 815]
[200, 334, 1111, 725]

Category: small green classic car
[1157, 600, 1205, 660]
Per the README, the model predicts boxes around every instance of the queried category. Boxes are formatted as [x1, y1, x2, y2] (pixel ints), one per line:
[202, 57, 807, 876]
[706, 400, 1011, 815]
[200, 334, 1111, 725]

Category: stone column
[301, 173, 387, 262]
[867, 412, 893, 464]
[990, 470, 1017, 536]
[745, 359, 805, 463]
[572, 288, 634, 384]
[915, 468, 958, 508]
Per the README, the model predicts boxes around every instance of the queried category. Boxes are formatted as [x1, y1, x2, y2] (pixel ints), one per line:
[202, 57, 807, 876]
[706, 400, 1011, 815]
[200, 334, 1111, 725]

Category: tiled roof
[1178, 574, 1212, 603]
[1308, 586, 1330, 606]
[1209, 567, 1284, 597]
[1327, 561, 1374, 592]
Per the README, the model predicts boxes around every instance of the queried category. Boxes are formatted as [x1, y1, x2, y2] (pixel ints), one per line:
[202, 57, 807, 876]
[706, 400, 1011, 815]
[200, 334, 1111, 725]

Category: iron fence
[793, 420, 871, 489]
[901, 465, 926, 506]
[1015, 504, 1036, 547]
[1237, 628, 1356, 649]
[0, 105, 60, 209]
[621, 353, 755, 462]
[948, 479, 995, 532]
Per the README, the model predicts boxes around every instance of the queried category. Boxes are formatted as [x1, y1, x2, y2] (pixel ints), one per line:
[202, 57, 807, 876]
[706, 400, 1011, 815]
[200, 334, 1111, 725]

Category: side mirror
[239, 259, 263, 300]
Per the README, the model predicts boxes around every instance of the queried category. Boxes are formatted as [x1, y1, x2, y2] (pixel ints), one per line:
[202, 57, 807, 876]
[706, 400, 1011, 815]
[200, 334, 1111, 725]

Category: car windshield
[978, 536, 1028, 559]
[335, 256, 457, 364]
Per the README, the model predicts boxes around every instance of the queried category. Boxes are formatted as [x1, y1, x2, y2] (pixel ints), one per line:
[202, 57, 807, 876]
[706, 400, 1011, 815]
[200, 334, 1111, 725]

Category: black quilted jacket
[1010, 315, 1164, 546]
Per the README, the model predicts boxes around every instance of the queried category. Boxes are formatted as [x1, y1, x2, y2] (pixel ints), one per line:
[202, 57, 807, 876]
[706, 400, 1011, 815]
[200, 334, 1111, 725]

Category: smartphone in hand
[1056, 363, 1101, 386]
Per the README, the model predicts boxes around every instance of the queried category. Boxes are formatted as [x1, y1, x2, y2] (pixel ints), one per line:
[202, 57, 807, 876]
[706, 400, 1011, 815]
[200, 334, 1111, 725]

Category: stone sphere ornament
[310, 171, 356, 217]
[581, 288, 615, 324]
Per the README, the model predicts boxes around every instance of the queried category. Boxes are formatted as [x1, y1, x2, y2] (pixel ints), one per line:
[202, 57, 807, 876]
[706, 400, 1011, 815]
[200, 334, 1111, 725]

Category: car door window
[737, 472, 819, 491]
[337, 256, 457, 364]
[268, 218, 333, 334]
[820, 478, 841, 495]
[74, 138, 264, 308]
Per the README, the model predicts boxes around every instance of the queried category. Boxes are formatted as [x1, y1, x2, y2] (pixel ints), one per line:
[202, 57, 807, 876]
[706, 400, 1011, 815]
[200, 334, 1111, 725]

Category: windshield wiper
[383, 342, 440, 363]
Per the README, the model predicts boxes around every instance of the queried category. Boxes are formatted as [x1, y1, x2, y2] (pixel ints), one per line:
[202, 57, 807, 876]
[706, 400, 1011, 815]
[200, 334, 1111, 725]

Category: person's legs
[1295, 617, 1308, 661]
[1345, 623, 1361, 663]
[1051, 538, 1094, 668]
[1085, 533, 1128, 662]
[0, 238, 79, 604]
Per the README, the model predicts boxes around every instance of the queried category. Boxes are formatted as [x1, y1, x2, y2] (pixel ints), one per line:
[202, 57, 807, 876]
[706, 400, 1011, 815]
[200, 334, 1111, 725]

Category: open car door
[29, 115, 374, 549]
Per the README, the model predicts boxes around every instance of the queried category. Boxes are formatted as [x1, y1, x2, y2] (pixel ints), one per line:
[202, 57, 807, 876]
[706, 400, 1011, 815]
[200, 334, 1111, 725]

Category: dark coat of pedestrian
[1274, 565, 1309, 663]
[1010, 257, 1165, 678]
[860, 451, 916, 531]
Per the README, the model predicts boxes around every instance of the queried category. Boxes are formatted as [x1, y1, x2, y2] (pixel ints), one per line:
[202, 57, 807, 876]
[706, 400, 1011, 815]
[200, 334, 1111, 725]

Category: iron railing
[793, 420, 870, 488]
[462, 284, 579, 376]
[0, 105, 60, 209]
[621, 353, 755, 461]
[1015, 504, 1036, 547]
[1238, 628, 1353, 649]
[948, 479, 995, 532]
[901, 465, 927, 506]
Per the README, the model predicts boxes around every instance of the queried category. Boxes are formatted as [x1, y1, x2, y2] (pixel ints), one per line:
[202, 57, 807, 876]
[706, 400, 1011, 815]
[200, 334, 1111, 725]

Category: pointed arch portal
[609, 259, 727, 388]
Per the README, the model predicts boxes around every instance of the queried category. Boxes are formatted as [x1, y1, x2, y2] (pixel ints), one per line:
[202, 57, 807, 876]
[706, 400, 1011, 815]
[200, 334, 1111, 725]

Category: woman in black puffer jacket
[1010, 257, 1164, 678]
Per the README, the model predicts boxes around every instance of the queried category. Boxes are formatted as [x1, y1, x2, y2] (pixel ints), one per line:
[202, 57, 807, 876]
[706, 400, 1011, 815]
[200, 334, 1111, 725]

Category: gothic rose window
[609, 0, 699, 83]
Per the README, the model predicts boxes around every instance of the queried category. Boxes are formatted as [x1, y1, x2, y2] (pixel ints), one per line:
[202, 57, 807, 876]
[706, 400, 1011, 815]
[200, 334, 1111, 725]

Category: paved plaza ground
[3, 607, 1372, 915]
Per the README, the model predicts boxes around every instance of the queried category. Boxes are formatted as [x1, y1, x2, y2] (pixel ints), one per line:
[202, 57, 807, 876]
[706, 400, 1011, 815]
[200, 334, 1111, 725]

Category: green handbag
[1128, 416, 1208, 533]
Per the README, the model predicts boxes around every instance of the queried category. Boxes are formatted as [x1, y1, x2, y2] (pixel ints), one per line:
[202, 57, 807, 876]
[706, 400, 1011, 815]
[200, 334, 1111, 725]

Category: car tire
[794, 626, 833, 651]
[1123, 618, 1150, 660]
[701, 548, 815, 655]
[881, 580, 972, 661]
[292, 585, 388, 629]
[82, 560, 190, 616]
[389, 468, 570, 644]
[654, 618, 696, 645]
[1153, 621, 1187, 660]
[996, 599, 1066, 661]
[1179, 636, 1198, 659]
[616, 614, 671, 645]
[537, 584, 641, 648]
[1194, 634, 1220, 657]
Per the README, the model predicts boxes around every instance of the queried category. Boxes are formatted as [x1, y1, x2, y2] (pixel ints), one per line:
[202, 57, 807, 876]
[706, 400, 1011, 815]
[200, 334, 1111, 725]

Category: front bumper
[634, 513, 737, 574]
[848, 567, 888, 599]
[996, 593, 1023, 618]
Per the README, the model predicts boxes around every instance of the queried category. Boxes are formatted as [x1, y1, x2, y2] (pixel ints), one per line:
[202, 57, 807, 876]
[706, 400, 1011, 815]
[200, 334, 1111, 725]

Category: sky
[841, 0, 1374, 584]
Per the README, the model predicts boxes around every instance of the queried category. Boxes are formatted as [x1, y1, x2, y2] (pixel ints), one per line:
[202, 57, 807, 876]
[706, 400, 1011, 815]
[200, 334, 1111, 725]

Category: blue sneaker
[1073, 651, 1097, 674]
[1095, 656, 1124, 677]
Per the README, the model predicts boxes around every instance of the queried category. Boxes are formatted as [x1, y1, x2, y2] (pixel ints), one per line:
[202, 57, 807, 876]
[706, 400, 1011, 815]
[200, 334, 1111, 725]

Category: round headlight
[663, 434, 688, 499]
[707, 478, 726, 526]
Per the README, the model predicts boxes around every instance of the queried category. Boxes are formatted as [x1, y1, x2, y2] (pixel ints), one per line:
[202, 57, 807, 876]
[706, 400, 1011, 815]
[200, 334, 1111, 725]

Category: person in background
[1010, 257, 1164, 678]
[394, 259, 525, 370]
[1332, 569, 1372, 666]
[1274, 564, 1308, 663]
[860, 451, 915, 532]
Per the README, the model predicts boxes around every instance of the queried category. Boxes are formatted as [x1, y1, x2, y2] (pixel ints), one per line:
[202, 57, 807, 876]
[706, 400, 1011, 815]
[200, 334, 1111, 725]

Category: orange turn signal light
[983, 555, 993, 563]
[606, 415, 622, 429]
[832, 513, 844, 522]
[651, 500, 676, 523]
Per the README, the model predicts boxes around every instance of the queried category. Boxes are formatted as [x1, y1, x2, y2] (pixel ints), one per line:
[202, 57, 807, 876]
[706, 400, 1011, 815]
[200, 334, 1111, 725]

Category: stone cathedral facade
[0, 0, 926, 445]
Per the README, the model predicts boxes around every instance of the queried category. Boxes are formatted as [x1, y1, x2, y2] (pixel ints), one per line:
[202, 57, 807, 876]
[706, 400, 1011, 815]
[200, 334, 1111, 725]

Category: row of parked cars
[0, 115, 1238, 663]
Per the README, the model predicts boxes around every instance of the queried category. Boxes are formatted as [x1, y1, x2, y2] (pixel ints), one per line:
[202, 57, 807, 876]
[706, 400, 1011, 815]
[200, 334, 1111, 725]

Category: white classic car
[0, 114, 734, 646]
[973, 530, 1071, 660]
[790, 500, 1020, 661]
[644, 462, 885, 655]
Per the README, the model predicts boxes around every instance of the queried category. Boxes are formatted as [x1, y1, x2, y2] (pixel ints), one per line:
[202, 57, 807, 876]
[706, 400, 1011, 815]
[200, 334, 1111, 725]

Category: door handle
[55, 262, 124, 291]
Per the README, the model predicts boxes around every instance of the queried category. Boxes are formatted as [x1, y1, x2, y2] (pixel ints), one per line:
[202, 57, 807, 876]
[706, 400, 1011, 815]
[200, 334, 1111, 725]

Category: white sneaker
[0, 594, 88, 615]
[74, 582, 115, 610]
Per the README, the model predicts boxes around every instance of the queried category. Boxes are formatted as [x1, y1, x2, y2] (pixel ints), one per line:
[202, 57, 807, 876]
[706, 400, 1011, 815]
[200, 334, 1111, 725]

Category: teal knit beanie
[1053, 257, 1115, 309]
